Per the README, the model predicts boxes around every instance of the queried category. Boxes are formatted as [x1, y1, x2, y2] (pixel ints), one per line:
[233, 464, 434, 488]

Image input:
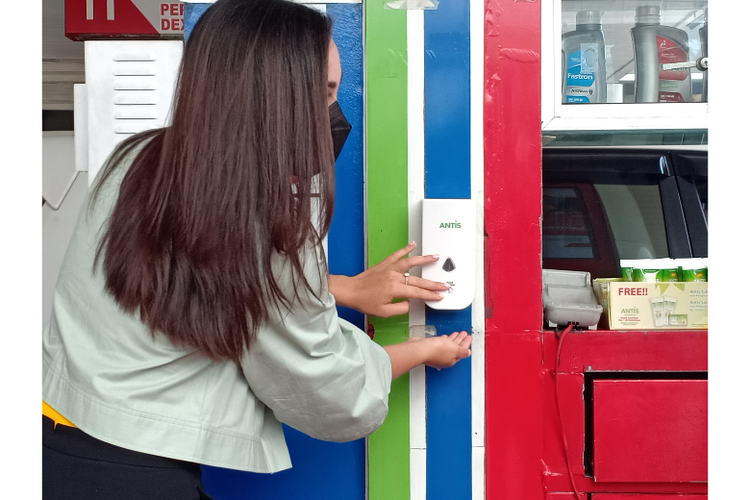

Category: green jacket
[42, 144, 392, 472]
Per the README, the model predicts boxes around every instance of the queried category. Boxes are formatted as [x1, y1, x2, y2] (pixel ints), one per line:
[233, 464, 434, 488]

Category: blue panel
[424, 1, 472, 200]
[328, 3, 366, 331]
[191, 4, 368, 499]
[183, 3, 211, 41]
[424, 0, 473, 499]
[424, 308, 473, 500]
[202, 427, 365, 500]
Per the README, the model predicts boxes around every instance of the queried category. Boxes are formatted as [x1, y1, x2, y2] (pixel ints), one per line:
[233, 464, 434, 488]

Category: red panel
[482, 0, 709, 495]
[591, 495, 707, 500]
[483, 0, 543, 330]
[593, 380, 708, 483]
[540, 332, 707, 496]
[66, 0, 160, 40]
[485, 331, 545, 500]
[484, 0, 543, 498]
[549, 373, 587, 494]
[546, 493, 579, 500]
[555, 330, 708, 373]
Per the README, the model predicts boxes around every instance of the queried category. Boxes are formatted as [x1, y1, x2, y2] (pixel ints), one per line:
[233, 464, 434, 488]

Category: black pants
[43, 416, 214, 500]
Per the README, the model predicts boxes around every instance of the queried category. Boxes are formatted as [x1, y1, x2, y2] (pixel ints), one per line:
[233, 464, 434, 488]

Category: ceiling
[43, 0, 85, 110]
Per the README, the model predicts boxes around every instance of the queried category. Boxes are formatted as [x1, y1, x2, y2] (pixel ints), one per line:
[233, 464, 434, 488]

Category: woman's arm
[382, 331, 472, 380]
[328, 242, 450, 317]
[240, 242, 470, 442]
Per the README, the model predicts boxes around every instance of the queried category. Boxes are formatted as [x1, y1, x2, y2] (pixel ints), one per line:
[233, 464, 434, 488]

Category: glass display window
[542, 0, 709, 131]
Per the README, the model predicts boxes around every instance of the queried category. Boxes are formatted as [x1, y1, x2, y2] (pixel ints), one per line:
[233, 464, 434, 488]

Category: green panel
[364, 2, 410, 500]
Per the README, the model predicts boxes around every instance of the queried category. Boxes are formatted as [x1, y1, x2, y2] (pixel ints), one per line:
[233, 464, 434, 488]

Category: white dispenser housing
[421, 199, 476, 310]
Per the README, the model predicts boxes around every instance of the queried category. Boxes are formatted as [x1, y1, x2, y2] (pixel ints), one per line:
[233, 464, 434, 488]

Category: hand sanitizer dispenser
[421, 199, 476, 310]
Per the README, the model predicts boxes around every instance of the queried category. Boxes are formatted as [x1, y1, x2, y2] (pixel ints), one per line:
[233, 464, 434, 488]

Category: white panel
[409, 364, 426, 445]
[470, 0, 486, 454]
[540, 0, 555, 132]
[84, 40, 183, 185]
[472, 446, 486, 500]
[113, 94, 160, 105]
[113, 65, 159, 76]
[410, 448, 427, 500]
[470, 326, 485, 448]
[407, 8, 427, 474]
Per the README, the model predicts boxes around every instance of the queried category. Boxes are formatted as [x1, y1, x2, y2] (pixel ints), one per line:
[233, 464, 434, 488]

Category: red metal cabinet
[540, 330, 708, 498]
[590, 496, 708, 500]
[592, 379, 708, 483]
[551, 493, 709, 500]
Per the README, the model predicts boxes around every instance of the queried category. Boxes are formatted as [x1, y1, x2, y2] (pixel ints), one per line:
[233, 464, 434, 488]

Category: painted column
[364, 2, 411, 499]
[483, 0, 544, 499]
[365, 0, 482, 499]
[423, 1, 473, 499]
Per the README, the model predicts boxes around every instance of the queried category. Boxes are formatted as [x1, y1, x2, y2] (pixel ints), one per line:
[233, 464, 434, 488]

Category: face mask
[329, 101, 352, 161]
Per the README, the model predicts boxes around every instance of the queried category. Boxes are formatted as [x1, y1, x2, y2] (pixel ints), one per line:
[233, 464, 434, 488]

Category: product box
[607, 282, 708, 330]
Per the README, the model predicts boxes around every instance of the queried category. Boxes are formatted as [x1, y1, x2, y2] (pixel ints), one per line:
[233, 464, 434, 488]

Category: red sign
[65, 0, 184, 40]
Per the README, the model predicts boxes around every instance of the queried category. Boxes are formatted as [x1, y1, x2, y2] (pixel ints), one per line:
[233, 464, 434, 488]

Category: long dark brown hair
[93, 0, 336, 361]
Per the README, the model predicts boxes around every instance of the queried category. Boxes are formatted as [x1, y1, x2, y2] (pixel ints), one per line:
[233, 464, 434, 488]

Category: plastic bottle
[562, 10, 607, 104]
[699, 8, 707, 102]
[631, 5, 692, 103]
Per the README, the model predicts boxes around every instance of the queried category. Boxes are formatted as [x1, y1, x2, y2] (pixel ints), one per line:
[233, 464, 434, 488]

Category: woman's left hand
[328, 242, 449, 317]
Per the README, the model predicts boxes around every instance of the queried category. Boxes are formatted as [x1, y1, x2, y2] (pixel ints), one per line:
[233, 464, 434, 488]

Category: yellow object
[43, 401, 76, 428]
[607, 282, 708, 330]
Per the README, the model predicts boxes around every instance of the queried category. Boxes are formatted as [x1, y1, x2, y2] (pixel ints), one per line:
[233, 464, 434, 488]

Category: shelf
[542, 0, 708, 132]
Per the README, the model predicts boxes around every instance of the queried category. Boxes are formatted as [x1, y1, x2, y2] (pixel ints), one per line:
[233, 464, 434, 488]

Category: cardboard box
[607, 282, 708, 330]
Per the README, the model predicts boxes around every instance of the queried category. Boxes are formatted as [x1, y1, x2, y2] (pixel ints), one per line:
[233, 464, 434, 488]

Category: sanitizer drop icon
[442, 258, 456, 272]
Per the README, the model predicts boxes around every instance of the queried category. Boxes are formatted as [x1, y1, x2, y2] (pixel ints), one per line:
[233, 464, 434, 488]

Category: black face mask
[329, 101, 352, 161]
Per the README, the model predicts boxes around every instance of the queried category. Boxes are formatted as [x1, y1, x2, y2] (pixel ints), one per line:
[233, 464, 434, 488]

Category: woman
[42, 0, 472, 498]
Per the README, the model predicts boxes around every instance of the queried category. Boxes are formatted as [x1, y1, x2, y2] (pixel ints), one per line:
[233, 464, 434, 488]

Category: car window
[594, 184, 669, 260]
[542, 187, 596, 259]
[542, 180, 670, 280]
[543, 183, 669, 260]
[542, 147, 707, 280]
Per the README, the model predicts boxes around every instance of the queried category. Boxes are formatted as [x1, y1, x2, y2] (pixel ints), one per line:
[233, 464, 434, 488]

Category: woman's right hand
[420, 331, 472, 370]
[383, 331, 472, 380]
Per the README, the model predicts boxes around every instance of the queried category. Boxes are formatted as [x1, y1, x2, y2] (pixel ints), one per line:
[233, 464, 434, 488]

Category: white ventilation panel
[79, 40, 182, 185]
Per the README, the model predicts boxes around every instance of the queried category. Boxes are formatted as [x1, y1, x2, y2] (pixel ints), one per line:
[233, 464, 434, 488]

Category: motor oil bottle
[562, 10, 607, 104]
[631, 5, 693, 103]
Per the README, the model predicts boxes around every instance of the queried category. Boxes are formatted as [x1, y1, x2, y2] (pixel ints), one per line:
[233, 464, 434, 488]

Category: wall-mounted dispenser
[421, 199, 476, 310]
